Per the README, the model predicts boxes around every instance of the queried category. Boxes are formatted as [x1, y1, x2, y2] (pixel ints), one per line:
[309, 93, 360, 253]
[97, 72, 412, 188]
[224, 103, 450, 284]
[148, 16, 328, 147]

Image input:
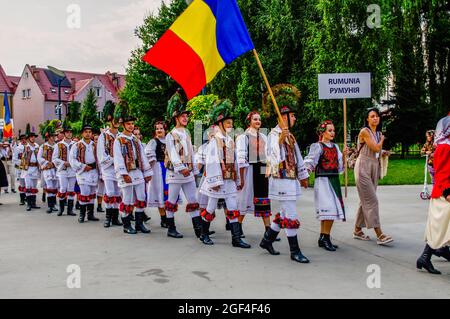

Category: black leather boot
[200, 219, 214, 245]
[67, 199, 76, 216]
[46, 196, 54, 214]
[19, 193, 26, 205]
[318, 233, 336, 251]
[122, 214, 137, 234]
[42, 192, 46, 203]
[26, 195, 32, 211]
[238, 222, 246, 238]
[231, 222, 251, 248]
[58, 199, 66, 216]
[143, 212, 151, 223]
[31, 195, 40, 209]
[417, 244, 441, 274]
[111, 209, 123, 226]
[225, 218, 231, 231]
[288, 235, 310, 263]
[130, 213, 135, 221]
[135, 212, 151, 233]
[104, 208, 112, 228]
[87, 204, 99, 221]
[433, 246, 450, 261]
[75, 201, 80, 210]
[260, 227, 280, 255]
[96, 202, 105, 213]
[191, 216, 202, 238]
[160, 215, 168, 228]
[78, 205, 86, 223]
[266, 226, 280, 242]
[167, 217, 183, 238]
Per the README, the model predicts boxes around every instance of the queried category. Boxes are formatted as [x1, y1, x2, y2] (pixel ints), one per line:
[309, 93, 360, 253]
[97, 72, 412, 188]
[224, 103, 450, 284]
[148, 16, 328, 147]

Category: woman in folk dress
[304, 120, 345, 251]
[145, 121, 169, 228]
[236, 111, 279, 241]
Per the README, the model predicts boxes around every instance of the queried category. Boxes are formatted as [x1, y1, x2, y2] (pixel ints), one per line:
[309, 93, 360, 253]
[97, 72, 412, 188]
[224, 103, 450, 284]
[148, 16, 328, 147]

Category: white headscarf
[434, 115, 450, 146]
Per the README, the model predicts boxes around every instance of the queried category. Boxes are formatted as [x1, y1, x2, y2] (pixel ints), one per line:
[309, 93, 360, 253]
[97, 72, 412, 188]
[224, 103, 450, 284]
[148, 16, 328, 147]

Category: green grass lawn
[308, 158, 427, 186]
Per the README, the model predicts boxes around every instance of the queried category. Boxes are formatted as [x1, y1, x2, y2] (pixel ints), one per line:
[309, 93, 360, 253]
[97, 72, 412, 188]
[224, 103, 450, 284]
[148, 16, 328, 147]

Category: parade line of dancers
[4, 85, 449, 274]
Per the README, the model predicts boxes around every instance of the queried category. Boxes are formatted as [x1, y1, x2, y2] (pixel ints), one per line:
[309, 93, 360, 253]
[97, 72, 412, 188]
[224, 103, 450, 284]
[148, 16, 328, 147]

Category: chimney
[71, 78, 76, 93]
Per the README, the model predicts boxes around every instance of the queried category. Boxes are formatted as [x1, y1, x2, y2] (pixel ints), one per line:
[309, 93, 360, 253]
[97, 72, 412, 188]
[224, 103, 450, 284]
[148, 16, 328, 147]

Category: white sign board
[318, 73, 371, 100]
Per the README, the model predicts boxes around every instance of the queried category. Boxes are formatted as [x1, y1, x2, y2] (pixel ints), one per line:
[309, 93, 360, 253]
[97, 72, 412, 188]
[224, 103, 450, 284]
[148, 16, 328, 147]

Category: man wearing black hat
[260, 88, 310, 264]
[21, 132, 41, 211]
[69, 124, 100, 223]
[13, 134, 28, 205]
[52, 124, 77, 216]
[113, 101, 152, 234]
[164, 91, 202, 239]
[37, 130, 59, 213]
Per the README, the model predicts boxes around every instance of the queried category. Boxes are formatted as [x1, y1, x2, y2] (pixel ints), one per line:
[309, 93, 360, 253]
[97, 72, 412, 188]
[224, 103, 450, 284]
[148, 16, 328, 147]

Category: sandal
[353, 230, 370, 241]
[376, 233, 393, 245]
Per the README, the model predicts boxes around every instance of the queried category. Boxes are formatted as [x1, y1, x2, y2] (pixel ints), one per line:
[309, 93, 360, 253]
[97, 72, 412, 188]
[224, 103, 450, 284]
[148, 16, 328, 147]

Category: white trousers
[104, 179, 121, 209]
[166, 181, 199, 218]
[58, 176, 77, 200]
[120, 183, 146, 217]
[270, 200, 299, 237]
[206, 196, 239, 223]
[25, 177, 38, 196]
[79, 184, 97, 205]
[45, 179, 58, 198]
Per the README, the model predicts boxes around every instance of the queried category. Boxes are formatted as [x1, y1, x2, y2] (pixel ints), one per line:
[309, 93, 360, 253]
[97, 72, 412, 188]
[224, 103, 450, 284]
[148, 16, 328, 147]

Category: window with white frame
[95, 87, 101, 97]
[22, 90, 26, 98]
[27, 89, 31, 98]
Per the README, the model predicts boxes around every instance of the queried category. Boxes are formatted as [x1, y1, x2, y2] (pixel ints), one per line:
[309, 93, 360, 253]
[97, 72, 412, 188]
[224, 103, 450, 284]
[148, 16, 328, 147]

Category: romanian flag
[143, 0, 254, 100]
[3, 91, 12, 138]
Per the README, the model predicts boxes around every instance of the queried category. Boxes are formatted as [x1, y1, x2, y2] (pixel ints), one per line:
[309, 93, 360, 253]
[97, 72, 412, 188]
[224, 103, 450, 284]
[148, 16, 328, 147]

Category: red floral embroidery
[186, 203, 200, 212]
[200, 209, 216, 222]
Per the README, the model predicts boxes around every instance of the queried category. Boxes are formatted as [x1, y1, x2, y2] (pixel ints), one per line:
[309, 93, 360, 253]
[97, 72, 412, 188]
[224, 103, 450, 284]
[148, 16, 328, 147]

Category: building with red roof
[12, 64, 125, 139]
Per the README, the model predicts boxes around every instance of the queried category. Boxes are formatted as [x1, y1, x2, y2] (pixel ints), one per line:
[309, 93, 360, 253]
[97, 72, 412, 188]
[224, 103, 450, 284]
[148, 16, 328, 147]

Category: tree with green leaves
[67, 101, 81, 123]
[80, 88, 102, 132]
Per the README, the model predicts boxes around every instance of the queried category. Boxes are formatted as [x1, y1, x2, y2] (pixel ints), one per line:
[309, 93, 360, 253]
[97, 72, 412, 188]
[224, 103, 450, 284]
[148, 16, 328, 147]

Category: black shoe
[96, 205, 105, 213]
[57, 199, 66, 216]
[19, 193, 26, 205]
[160, 215, 168, 228]
[26, 196, 32, 211]
[42, 192, 46, 203]
[122, 215, 137, 234]
[67, 199, 76, 216]
[104, 208, 112, 228]
[260, 227, 280, 255]
[433, 246, 450, 261]
[167, 217, 183, 238]
[87, 204, 99, 221]
[135, 212, 151, 233]
[230, 222, 251, 248]
[318, 234, 336, 251]
[11, 189, 16, 193]
[78, 205, 86, 223]
[200, 219, 214, 245]
[4, 190, 9, 194]
[192, 216, 202, 238]
[111, 209, 123, 226]
[417, 244, 441, 274]
[238, 222, 246, 238]
[288, 235, 310, 263]
[31, 195, 40, 209]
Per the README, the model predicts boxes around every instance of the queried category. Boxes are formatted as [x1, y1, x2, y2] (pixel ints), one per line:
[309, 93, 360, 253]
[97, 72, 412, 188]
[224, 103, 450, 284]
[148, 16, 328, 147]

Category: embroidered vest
[21, 145, 38, 170]
[246, 132, 266, 164]
[77, 141, 97, 165]
[269, 132, 298, 179]
[104, 132, 115, 157]
[119, 136, 144, 172]
[43, 144, 55, 169]
[164, 131, 194, 171]
[58, 142, 69, 161]
[216, 136, 236, 180]
[315, 143, 339, 177]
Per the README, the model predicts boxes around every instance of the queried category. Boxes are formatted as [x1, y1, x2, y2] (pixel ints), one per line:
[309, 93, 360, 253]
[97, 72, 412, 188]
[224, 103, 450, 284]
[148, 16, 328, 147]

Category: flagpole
[252, 50, 284, 125]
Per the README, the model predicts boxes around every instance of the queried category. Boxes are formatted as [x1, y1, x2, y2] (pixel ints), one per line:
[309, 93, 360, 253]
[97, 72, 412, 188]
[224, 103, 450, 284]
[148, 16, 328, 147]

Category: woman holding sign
[353, 108, 393, 245]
